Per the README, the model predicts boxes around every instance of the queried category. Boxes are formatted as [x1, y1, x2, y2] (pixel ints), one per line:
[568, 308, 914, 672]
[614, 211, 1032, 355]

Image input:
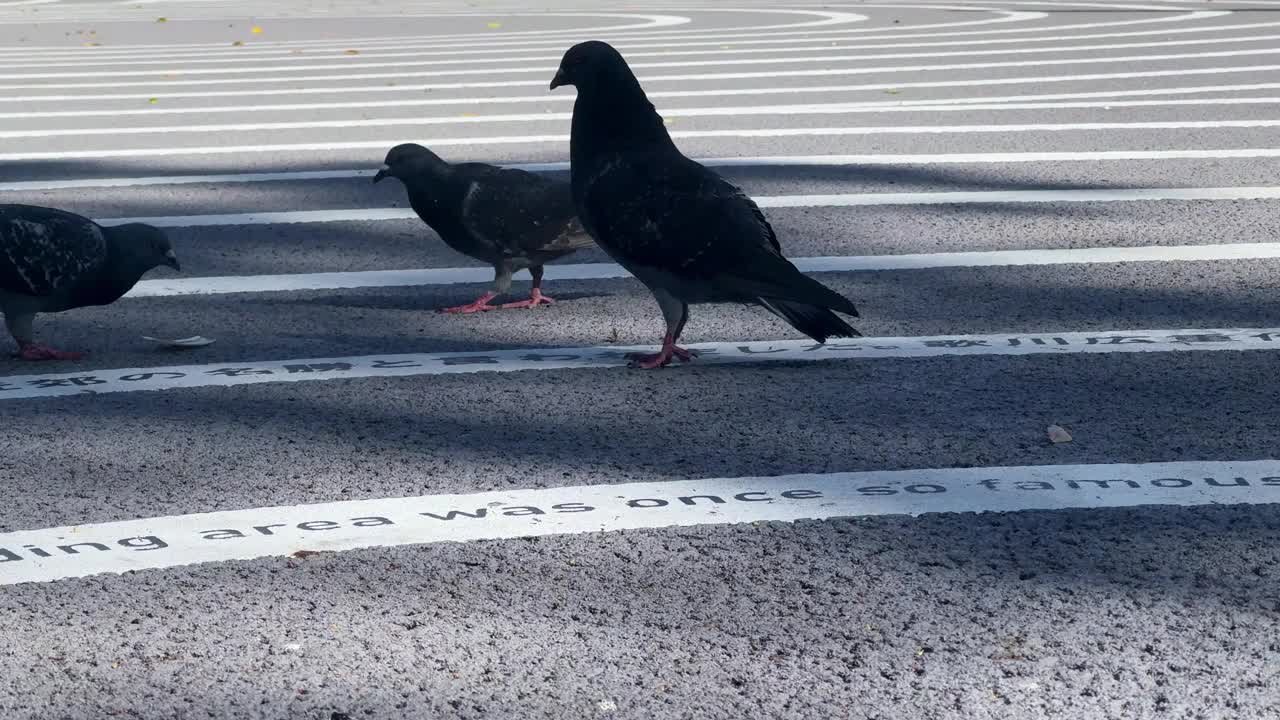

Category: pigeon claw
[625, 343, 698, 369]
[440, 292, 499, 314]
[16, 343, 86, 361]
[669, 346, 699, 363]
[500, 289, 556, 310]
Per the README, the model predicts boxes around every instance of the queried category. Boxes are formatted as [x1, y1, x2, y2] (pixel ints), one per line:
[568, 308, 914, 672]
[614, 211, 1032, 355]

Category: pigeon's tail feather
[715, 256, 860, 319]
[777, 270, 861, 319]
[561, 229, 598, 251]
[758, 298, 861, 343]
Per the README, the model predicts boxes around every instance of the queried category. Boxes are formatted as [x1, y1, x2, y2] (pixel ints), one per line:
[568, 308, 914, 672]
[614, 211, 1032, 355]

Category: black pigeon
[374, 144, 594, 313]
[551, 41, 861, 368]
[0, 204, 178, 361]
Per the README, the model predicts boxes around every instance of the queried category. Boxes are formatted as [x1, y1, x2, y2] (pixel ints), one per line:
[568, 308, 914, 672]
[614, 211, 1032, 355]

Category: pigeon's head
[106, 223, 180, 272]
[374, 143, 447, 184]
[550, 40, 629, 92]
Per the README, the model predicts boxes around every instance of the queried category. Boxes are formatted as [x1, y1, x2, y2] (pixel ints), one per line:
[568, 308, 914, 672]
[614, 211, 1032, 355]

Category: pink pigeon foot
[441, 292, 499, 314]
[16, 343, 86, 361]
[500, 288, 556, 309]
[625, 336, 699, 369]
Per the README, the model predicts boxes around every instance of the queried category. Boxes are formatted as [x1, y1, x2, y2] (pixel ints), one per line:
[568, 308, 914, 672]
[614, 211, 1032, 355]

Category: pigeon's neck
[72, 235, 152, 307]
[401, 167, 455, 224]
[570, 82, 675, 163]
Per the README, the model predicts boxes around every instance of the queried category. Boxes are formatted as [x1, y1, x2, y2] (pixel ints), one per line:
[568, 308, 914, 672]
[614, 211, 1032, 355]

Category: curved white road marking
[126, 243, 1280, 300]
[5, 46, 1274, 90]
[5, 459, 1278, 586]
[0, 4, 1217, 56]
[0, 11, 693, 37]
[5, 104, 1280, 139]
[4, 146, 1280, 179]
[2, 94, 1276, 123]
[1, 327, 1279, 404]
[7, 21, 1280, 70]
[1, 80, 1274, 122]
[0, 11, 1252, 66]
[3, 31, 1278, 80]
[657, 8, 869, 32]
[90, 187, 1280, 230]
[4, 119, 1278, 161]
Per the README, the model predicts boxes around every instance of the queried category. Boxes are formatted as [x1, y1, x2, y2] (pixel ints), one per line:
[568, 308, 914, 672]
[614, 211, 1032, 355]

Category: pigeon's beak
[373, 166, 390, 184]
[549, 68, 567, 90]
[163, 249, 180, 272]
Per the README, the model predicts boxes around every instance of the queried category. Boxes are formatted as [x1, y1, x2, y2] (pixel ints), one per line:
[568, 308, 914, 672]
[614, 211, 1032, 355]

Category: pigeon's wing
[457, 166, 590, 258]
[583, 155, 858, 314]
[581, 154, 776, 276]
[0, 205, 105, 297]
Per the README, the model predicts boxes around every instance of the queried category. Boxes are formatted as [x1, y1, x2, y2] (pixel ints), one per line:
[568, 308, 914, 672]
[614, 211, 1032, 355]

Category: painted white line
[3, 458, 1278, 585]
[9, 98, 1280, 136]
[7, 60, 1276, 106]
[0, 7, 1043, 55]
[8, 149, 1280, 193]
[755, 186, 1280, 207]
[0, 0, 1222, 48]
[7, 31, 1280, 79]
[126, 243, 1280, 299]
[10, 81, 1280, 122]
[93, 186, 1280, 230]
[0, 7, 1011, 54]
[0, 4, 1211, 56]
[1, 327, 1278, 402]
[8, 118, 1280, 163]
[0, 12, 1256, 67]
[100, 208, 414, 228]
[0, 170, 378, 192]
[9, 27, 1275, 71]
[3, 47, 1275, 90]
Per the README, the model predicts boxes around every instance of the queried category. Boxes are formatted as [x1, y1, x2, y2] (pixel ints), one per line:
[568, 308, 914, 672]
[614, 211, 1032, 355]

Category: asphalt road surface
[2, 1, 1280, 718]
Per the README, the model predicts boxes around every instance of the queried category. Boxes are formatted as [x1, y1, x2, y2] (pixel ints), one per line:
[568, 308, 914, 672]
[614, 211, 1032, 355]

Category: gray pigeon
[551, 41, 860, 369]
[374, 143, 594, 313]
[0, 204, 179, 361]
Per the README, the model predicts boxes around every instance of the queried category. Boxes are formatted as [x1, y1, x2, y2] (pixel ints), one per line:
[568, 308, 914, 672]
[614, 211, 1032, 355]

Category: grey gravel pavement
[2, 1, 1279, 718]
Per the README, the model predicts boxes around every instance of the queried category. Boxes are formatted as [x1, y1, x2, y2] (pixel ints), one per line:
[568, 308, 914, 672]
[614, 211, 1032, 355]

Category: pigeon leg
[6, 313, 84, 361]
[440, 292, 499, 314]
[440, 265, 506, 313]
[17, 342, 86, 361]
[501, 266, 556, 309]
[626, 293, 697, 369]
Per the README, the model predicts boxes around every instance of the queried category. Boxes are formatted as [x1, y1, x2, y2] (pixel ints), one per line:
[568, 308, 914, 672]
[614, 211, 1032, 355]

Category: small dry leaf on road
[251, 26, 263, 34]
[487, 22, 502, 28]
[344, 49, 360, 55]
[291, 549, 324, 559]
[1047, 424, 1073, 443]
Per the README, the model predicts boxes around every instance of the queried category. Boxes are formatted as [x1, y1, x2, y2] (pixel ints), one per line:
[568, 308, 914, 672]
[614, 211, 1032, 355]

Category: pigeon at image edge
[0, 204, 179, 361]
